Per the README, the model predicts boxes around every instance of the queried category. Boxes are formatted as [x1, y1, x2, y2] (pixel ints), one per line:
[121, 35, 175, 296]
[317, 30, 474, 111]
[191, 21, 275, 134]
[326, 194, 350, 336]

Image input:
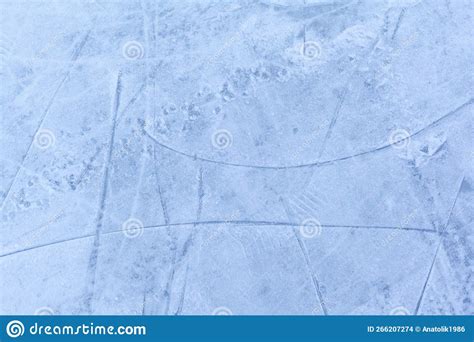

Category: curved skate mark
[144, 98, 473, 170]
[0, 220, 437, 259]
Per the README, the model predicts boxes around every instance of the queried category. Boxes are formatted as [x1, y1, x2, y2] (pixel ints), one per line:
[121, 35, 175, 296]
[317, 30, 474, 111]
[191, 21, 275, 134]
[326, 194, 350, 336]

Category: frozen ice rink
[1, 0, 473, 315]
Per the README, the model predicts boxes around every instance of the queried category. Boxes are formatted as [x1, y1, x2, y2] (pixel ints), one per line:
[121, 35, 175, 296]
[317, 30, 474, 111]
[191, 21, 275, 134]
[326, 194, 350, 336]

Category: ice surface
[0, 0, 473, 315]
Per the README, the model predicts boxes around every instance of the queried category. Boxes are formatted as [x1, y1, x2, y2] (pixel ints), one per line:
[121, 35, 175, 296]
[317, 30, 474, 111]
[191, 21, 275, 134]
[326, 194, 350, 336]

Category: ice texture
[0, 0, 473, 315]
